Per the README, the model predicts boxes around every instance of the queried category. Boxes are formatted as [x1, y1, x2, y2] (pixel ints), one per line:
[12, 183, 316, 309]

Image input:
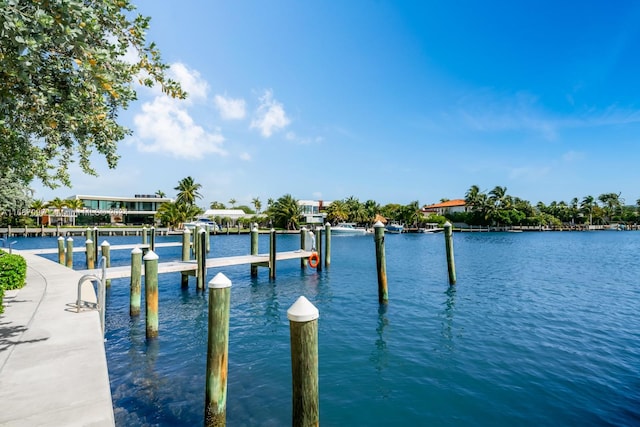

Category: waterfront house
[421, 199, 469, 217]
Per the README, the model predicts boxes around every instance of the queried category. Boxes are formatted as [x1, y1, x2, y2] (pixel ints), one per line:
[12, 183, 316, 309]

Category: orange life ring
[308, 252, 319, 268]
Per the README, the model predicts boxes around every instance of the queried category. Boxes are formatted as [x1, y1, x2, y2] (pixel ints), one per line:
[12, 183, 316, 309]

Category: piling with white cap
[373, 221, 388, 303]
[130, 247, 142, 316]
[204, 273, 232, 426]
[144, 250, 159, 338]
[287, 296, 319, 426]
[65, 237, 74, 268]
[444, 222, 457, 285]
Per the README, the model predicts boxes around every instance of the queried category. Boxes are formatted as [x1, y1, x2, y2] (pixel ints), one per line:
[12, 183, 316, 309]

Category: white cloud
[239, 152, 251, 161]
[133, 96, 226, 159]
[169, 63, 208, 102]
[250, 89, 291, 137]
[214, 95, 246, 120]
[285, 131, 323, 145]
[562, 150, 585, 162]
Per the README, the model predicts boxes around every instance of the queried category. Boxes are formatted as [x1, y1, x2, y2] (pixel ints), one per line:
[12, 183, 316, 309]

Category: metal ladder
[76, 256, 107, 335]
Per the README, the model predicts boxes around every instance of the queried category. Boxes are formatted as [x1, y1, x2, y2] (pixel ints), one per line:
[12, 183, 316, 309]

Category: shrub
[0, 251, 27, 314]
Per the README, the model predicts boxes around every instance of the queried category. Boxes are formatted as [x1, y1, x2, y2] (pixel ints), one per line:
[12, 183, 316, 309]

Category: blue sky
[33, 0, 640, 207]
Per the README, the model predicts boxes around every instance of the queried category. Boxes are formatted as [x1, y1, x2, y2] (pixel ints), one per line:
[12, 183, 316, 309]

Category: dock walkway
[78, 250, 314, 279]
[0, 251, 114, 426]
[21, 242, 182, 255]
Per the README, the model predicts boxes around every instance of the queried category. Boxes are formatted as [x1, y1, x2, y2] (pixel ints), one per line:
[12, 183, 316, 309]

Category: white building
[298, 200, 330, 224]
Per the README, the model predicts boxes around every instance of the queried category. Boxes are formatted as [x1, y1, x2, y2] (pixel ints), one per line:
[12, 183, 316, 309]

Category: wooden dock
[20, 242, 182, 255]
[77, 250, 314, 280]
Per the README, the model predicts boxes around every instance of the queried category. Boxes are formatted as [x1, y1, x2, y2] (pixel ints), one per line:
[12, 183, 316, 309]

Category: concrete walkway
[0, 252, 114, 426]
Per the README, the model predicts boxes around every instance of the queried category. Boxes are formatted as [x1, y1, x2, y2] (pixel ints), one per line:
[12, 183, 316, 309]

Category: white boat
[419, 227, 443, 233]
[385, 223, 404, 234]
[330, 223, 369, 235]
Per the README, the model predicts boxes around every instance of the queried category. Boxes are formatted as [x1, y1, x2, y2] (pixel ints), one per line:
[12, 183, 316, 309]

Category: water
[14, 232, 640, 426]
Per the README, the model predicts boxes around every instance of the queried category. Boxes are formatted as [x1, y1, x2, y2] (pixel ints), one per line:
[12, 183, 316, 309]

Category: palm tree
[363, 199, 380, 226]
[155, 190, 166, 198]
[401, 201, 422, 228]
[30, 199, 46, 225]
[228, 198, 237, 208]
[581, 195, 596, 226]
[325, 200, 348, 224]
[47, 197, 67, 226]
[465, 185, 483, 208]
[252, 197, 262, 214]
[598, 192, 623, 223]
[210, 201, 226, 209]
[156, 201, 203, 229]
[268, 194, 302, 230]
[174, 176, 202, 206]
[489, 186, 510, 209]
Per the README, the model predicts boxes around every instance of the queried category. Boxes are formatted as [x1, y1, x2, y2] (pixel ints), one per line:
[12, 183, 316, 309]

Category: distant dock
[77, 250, 314, 280]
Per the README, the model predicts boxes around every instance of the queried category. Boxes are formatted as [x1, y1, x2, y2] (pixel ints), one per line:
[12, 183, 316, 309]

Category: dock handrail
[76, 256, 107, 335]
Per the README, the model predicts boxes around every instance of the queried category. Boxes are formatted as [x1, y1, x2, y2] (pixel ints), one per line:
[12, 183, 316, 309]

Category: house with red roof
[421, 199, 468, 217]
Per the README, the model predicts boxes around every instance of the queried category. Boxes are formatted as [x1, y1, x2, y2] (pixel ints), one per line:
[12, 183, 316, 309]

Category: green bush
[0, 251, 27, 314]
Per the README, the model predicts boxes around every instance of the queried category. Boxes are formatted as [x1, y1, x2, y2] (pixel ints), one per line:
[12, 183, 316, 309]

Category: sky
[32, 0, 640, 208]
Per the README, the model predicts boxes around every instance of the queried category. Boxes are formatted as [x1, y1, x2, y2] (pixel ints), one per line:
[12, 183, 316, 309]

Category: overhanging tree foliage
[0, 0, 185, 187]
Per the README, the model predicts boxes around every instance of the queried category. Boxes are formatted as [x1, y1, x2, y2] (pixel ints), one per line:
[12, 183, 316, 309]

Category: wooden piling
[300, 227, 308, 269]
[182, 228, 191, 261]
[316, 228, 323, 272]
[324, 223, 331, 269]
[142, 226, 148, 245]
[130, 247, 142, 316]
[250, 225, 259, 277]
[93, 227, 99, 262]
[192, 226, 198, 258]
[65, 237, 73, 268]
[197, 229, 207, 290]
[287, 296, 319, 427]
[85, 227, 91, 241]
[150, 226, 156, 251]
[269, 228, 276, 280]
[444, 221, 457, 285]
[373, 221, 388, 304]
[144, 250, 159, 338]
[205, 224, 211, 253]
[204, 272, 232, 427]
[85, 239, 95, 270]
[101, 240, 111, 287]
[57, 236, 65, 265]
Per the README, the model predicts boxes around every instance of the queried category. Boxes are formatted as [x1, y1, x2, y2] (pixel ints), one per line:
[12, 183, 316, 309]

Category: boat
[419, 227, 443, 233]
[385, 223, 404, 234]
[330, 223, 369, 235]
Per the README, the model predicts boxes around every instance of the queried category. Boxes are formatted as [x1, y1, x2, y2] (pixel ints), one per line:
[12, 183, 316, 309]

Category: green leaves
[0, 0, 185, 188]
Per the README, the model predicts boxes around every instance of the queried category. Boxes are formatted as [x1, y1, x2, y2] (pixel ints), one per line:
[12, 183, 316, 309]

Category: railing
[76, 256, 107, 335]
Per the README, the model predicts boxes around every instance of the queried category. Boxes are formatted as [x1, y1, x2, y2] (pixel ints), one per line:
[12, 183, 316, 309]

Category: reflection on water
[441, 285, 456, 352]
[371, 304, 389, 372]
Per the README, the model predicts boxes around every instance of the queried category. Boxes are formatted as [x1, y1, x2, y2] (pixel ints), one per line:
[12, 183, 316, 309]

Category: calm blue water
[14, 231, 640, 426]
